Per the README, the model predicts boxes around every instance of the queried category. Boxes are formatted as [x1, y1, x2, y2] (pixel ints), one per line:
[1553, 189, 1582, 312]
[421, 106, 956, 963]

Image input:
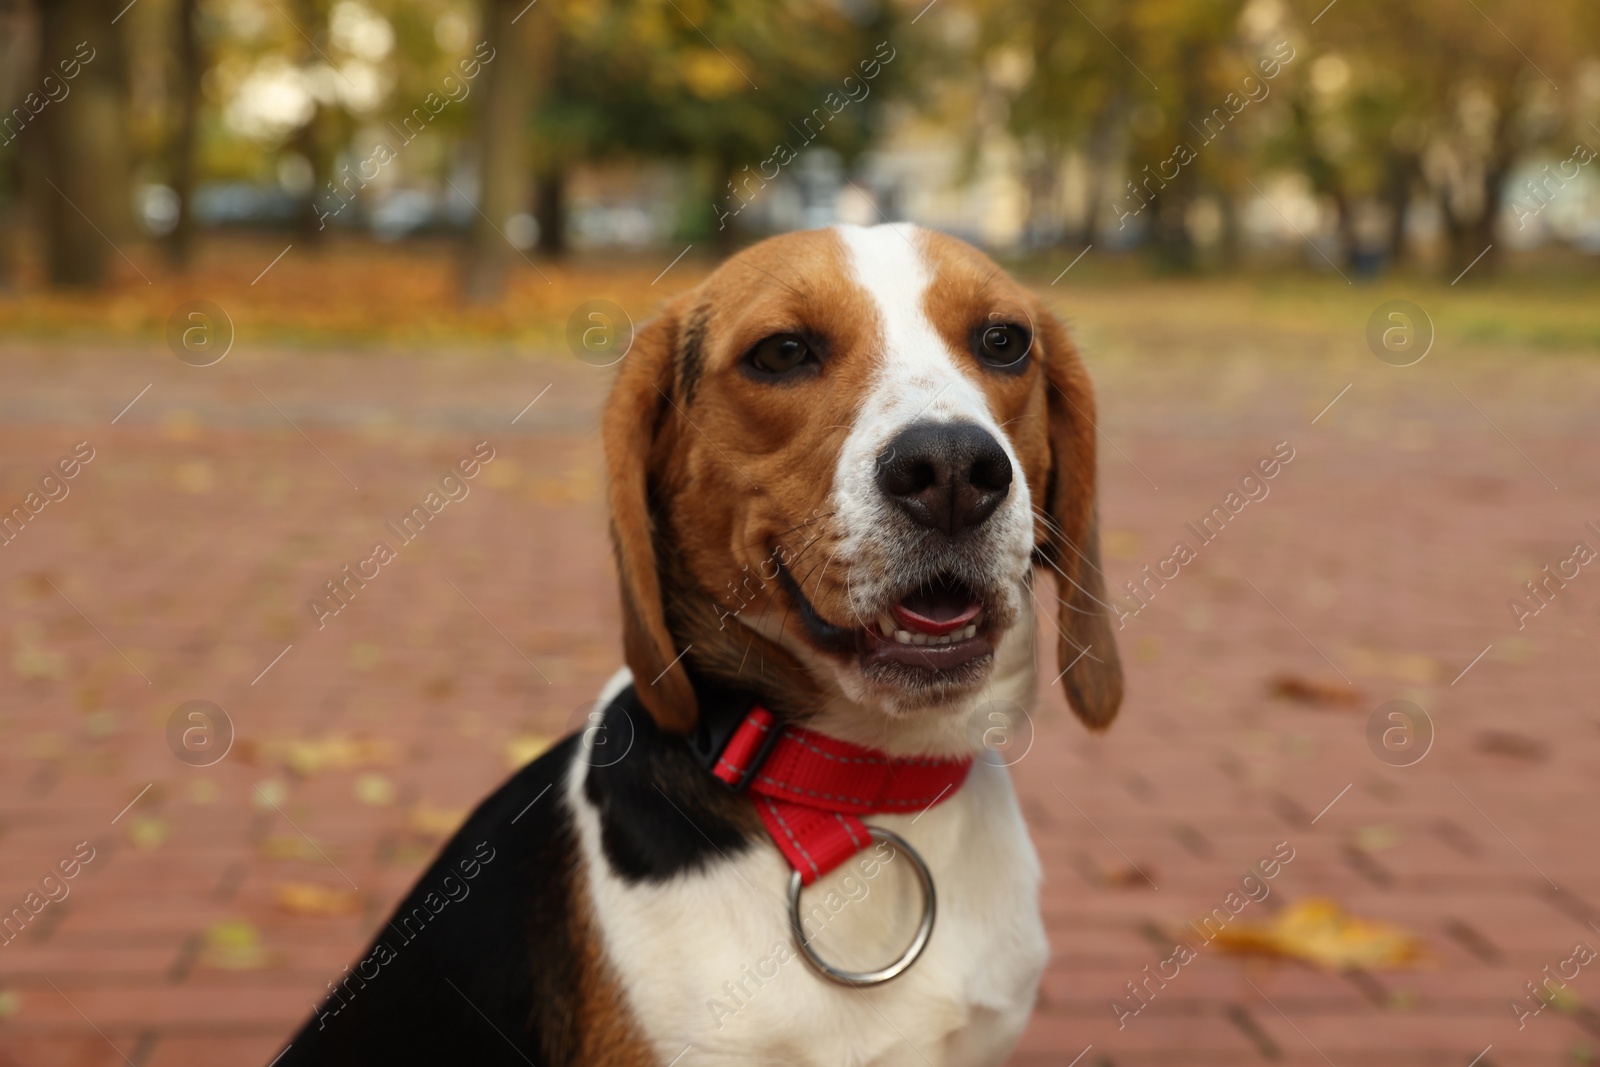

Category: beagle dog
[278, 223, 1122, 1067]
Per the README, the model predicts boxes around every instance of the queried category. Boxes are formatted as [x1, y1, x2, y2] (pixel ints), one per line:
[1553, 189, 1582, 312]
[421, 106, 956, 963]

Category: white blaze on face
[828, 223, 1035, 616]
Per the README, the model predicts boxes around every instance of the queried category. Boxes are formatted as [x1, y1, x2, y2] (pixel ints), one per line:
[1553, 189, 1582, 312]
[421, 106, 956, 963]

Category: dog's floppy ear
[602, 305, 698, 734]
[1036, 307, 1124, 730]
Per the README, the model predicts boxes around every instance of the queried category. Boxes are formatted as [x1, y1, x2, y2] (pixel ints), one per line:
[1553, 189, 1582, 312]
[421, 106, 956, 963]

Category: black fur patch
[583, 681, 759, 883]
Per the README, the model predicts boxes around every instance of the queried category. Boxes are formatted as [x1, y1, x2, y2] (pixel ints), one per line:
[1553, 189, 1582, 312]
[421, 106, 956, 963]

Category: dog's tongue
[891, 589, 982, 636]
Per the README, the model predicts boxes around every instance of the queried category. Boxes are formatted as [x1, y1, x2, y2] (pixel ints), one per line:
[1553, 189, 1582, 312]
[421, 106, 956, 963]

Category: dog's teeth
[878, 613, 896, 637]
[961, 624, 976, 639]
[912, 633, 929, 646]
[895, 630, 912, 645]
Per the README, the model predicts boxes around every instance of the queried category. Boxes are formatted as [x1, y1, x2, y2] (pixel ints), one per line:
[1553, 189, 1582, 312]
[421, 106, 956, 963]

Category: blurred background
[3, 1, 1600, 1066]
[2, 0, 1599, 302]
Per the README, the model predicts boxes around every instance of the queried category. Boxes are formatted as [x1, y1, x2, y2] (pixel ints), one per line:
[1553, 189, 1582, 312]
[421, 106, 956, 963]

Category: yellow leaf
[483, 458, 520, 489]
[160, 409, 204, 441]
[275, 882, 364, 917]
[258, 835, 326, 861]
[200, 920, 276, 970]
[23, 732, 66, 759]
[1102, 529, 1141, 561]
[14, 643, 70, 681]
[506, 733, 553, 768]
[408, 803, 468, 837]
[355, 773, 396, 807]
[243, 735, 400, 778]
[1214, 899, 1428, 971]
[1352, 824, 1400, 853]
[252, 779, 289, 810]
[126, 814, 170, 851]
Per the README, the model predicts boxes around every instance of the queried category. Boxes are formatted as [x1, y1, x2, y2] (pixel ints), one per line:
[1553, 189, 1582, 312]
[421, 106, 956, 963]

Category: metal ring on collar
[786, 826, 936, 987]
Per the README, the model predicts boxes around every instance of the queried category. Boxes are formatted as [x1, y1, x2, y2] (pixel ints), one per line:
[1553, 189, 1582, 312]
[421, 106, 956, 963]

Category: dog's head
[603, 223, 1121, 743]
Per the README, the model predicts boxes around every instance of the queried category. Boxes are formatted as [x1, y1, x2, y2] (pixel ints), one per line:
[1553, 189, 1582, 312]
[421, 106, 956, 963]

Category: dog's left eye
[744, 333, 816, 377]
[975, 323, 1031, 369]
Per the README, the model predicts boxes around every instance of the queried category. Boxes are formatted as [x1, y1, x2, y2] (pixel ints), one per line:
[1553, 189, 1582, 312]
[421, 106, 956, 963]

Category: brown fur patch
[565, 853, 657, 1065]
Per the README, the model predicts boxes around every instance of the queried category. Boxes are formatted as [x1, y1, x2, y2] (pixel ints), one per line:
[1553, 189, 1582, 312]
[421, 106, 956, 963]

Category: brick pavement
[1, 321, 1597, 1067]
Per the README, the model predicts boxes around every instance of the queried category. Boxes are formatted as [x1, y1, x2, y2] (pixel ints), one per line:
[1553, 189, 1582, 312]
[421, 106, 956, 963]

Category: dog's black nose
[876, 421, 1013, 535]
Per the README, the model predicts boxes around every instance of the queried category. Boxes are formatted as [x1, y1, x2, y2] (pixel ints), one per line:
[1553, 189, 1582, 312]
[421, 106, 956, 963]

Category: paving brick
[2, 339, 1597, 1065]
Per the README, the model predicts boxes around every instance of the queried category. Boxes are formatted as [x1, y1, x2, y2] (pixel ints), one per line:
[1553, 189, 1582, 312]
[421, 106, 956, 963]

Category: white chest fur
[565, 721, 1049, 1067]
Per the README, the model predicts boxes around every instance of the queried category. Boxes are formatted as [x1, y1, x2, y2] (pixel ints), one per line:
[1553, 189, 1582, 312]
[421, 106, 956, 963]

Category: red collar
[708, 706, 972, 885]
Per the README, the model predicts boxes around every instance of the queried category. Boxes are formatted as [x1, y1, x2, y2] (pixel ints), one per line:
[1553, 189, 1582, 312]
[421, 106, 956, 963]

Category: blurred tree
[1307, 0, 1593, 276]
[168, 0, 204, 264]
[33, 0, 135, 287]
[462, 0, 551, 301]
[287, 0, 339, 241]
[0, 0, 33, 289]
[532, 0, 891, 253]
[1119, 0, 1254, 270]
[954, 0, 1278, 265]
[951, 0, 1143, 247]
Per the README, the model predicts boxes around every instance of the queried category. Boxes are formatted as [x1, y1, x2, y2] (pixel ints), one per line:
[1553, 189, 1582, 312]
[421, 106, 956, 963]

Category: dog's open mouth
[864, 574, 991, 670]
[777, 564, 995, 685]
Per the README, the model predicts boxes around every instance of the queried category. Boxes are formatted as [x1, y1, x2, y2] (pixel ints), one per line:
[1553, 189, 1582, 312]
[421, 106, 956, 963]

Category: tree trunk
[1382, 153, 1413, 268]
[534, 166, 565, 258]
[462, 0, 550, 303]
[1076, 95, 1127, 248]
[167, 0, 201, 266]
[290, 0, 333, 243]
[35, 0, 133, 288]
[1330, 184, 1357, 273]
[706, 149, 750, 255]
[1216, 189, 1241, 269]
[1464, 161, 1509, 279]
[1152, 45, 1203, 272]
[0, 0, 36, 290]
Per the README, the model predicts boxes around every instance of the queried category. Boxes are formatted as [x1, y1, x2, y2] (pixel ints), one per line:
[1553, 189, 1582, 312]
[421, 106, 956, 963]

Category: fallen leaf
[355, 773, 396, 807]
[252, 779, 289, 810]
[348, 643, 383, 671]
[1101, 529, 1141, 561]
[1214, 898, 1428, 970]
[275, 882, 364, 917]
[126, 814, 169, 851]
[258, 835, 327, 862]
[160, 409, 203, 442]
[1475, 730, 1548, 763]
[199, 919, 276, 970]
[1268, 675, 1362, 708]
[506, 734, 553, 768]
[23, 732, 66, 759]
[1100, 863, 1157, 890]
[1352, 824, 1401, 853]
[408, 803, 468, 837]
[483, 458, 520, 489]
[84, 710, 119, 740]
[241, 735, 399, 778]
[13, 643, 69, 682]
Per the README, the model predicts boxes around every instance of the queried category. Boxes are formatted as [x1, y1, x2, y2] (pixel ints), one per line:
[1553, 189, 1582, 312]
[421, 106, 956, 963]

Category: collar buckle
[687, 704, 783, 793]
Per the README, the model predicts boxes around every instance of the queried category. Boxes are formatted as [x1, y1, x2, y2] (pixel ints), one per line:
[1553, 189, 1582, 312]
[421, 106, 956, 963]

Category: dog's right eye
[743, 333, 816, 377]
